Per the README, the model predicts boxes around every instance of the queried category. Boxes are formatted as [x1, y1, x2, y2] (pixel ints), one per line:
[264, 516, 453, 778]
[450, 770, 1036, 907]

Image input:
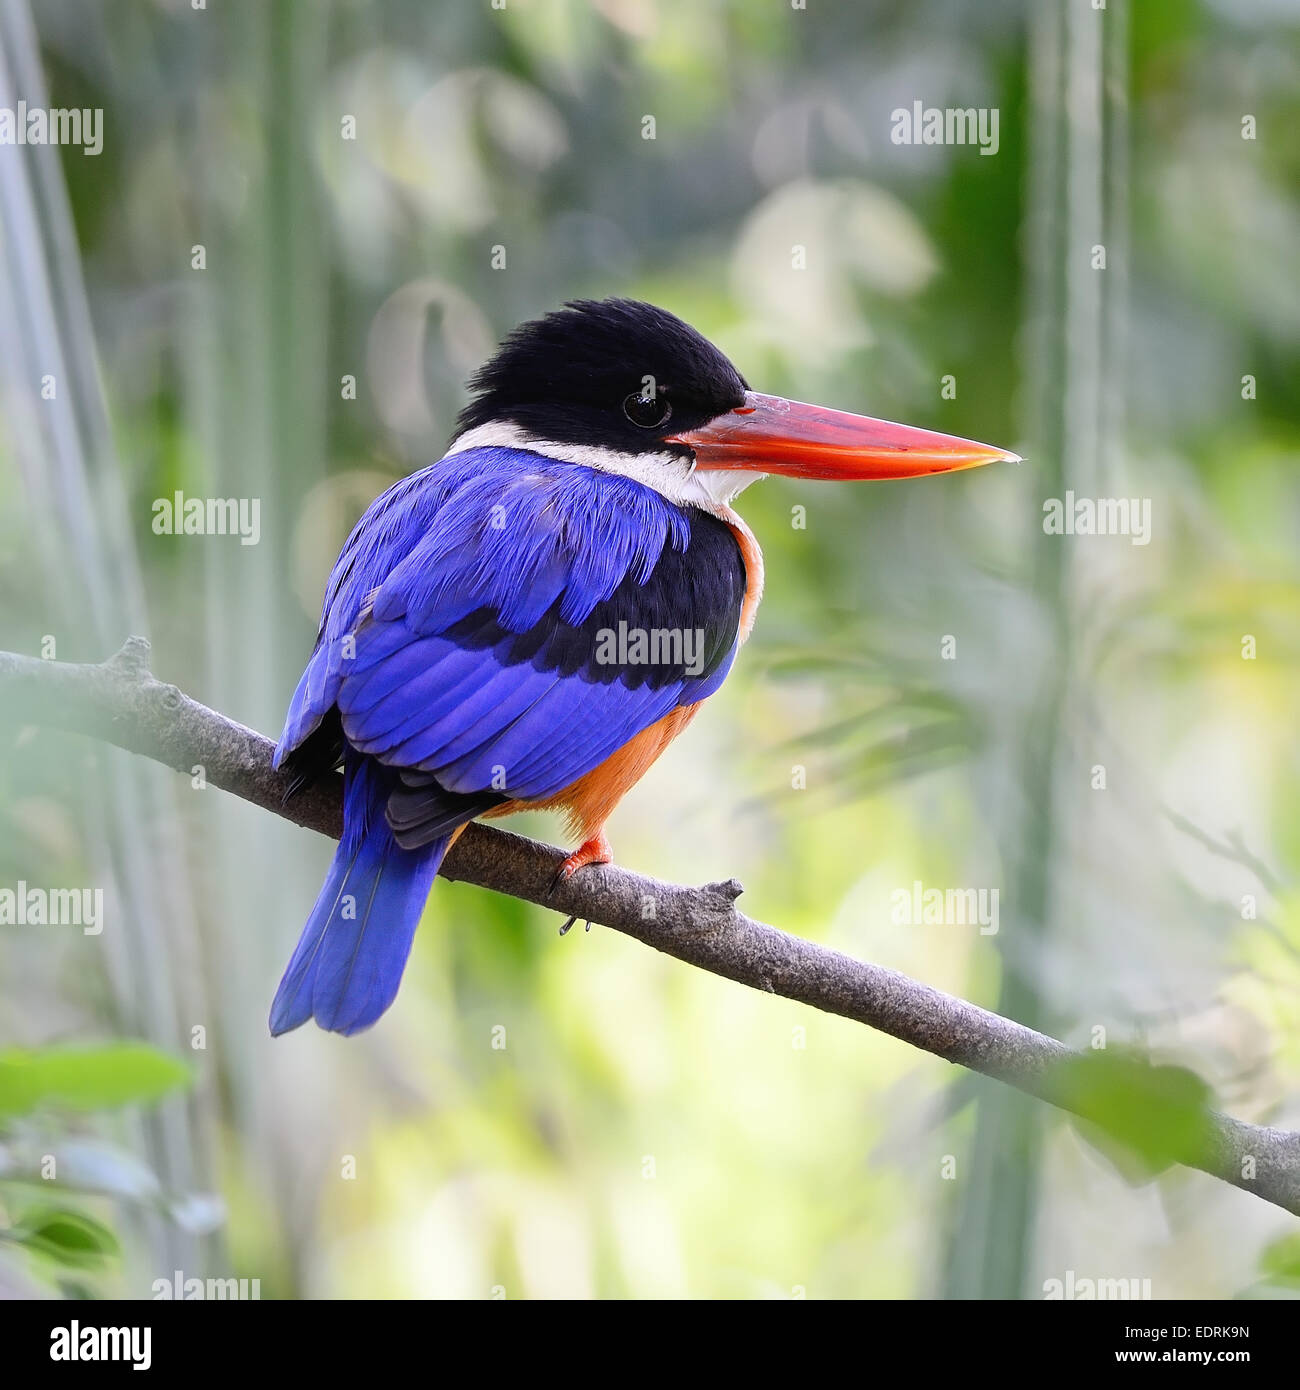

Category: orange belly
[481, 508, 761, 846]
[485, 702, 701, 841]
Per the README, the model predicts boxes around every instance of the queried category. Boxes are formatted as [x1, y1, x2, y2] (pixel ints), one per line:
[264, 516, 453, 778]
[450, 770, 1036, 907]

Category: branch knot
[106, 635, 153, 678]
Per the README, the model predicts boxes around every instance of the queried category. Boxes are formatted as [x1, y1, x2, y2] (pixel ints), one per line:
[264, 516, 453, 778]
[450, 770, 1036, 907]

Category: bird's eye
[623, 392, 672, 429]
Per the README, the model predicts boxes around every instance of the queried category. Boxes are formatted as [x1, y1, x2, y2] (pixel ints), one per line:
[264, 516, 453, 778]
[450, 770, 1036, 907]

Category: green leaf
[0, 1043, 191, 1118]
[7, 1208, 120, 1268]
[1056, 1051, 1216, 1179]
[1258, 1233, 1300, 1288]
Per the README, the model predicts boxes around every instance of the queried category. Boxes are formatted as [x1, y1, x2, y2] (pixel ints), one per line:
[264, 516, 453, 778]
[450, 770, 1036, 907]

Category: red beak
[666, 391, 1020, 480]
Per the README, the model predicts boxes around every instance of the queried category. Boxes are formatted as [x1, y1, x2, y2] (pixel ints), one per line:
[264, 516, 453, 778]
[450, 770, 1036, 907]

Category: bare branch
[1165, 808, 1283, 897]
[2, 638, 1298, 1217]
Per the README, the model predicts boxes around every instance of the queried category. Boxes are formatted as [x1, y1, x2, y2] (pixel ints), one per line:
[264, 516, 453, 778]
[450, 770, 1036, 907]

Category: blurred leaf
[6, 1207, 119, 1269]
[41, 1140, 163, 1202]
[1057, 1051, 1215, 1179]
[781, 690, 972, 754]
[0, 1043, 191, 1118]
[166, 1192, 227, 1235]
[1257, 1233, 1300, 1289]
[0, 1137, 164, 1203]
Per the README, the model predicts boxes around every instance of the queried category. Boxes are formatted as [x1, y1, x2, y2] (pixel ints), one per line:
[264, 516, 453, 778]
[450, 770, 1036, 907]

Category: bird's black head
[453, 298, 748, 456]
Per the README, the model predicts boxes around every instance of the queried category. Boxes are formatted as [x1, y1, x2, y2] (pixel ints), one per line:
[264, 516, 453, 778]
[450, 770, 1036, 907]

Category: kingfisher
[271, 298, 1017, 1036]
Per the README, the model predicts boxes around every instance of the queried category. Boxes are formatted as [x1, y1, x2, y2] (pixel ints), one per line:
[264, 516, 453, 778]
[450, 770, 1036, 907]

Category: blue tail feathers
[270, 759, 446, 1037]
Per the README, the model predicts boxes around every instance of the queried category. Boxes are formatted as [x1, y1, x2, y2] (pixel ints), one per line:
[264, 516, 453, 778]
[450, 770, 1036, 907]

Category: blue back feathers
[271, 447, 747, 1034]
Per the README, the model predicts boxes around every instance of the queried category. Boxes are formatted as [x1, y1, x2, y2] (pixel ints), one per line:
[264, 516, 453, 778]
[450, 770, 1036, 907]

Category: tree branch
[3, 638, 1298, 1218]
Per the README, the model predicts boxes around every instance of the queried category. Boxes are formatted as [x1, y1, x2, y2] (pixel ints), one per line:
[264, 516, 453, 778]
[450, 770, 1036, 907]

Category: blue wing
[277, 446, 746, 847]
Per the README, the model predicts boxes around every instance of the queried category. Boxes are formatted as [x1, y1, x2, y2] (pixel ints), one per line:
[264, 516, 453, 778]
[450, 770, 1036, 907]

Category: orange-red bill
[667, 391, 1021, 480]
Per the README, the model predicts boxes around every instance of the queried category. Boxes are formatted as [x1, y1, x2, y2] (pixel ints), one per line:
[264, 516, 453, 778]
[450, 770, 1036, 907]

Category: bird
[270, 298, 1018, 1036]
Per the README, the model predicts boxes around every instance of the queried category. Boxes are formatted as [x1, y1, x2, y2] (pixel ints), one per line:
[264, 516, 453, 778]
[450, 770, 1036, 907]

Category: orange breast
[484, 506, 763, 844]
[724, 509, 765, 641]
[486, 702, 701, 841]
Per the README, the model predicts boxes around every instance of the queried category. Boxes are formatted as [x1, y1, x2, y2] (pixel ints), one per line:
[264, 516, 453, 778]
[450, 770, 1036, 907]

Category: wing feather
[278, 446, 746, 841]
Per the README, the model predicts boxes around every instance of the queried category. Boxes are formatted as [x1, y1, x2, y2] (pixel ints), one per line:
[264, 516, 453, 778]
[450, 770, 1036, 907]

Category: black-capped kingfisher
[271, 298, 1018, 1036]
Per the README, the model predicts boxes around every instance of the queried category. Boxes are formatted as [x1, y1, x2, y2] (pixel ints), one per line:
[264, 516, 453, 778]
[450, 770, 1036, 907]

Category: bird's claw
[550, 832, 613, 930]
[547, 832, 614, 897]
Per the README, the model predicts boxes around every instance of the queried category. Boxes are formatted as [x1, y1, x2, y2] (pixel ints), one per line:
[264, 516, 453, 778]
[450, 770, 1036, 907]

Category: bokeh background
[2, 0, 1299, 1299]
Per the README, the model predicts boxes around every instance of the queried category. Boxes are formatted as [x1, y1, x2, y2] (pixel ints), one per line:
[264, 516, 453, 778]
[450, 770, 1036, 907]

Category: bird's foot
[549, 831, 614, 896]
